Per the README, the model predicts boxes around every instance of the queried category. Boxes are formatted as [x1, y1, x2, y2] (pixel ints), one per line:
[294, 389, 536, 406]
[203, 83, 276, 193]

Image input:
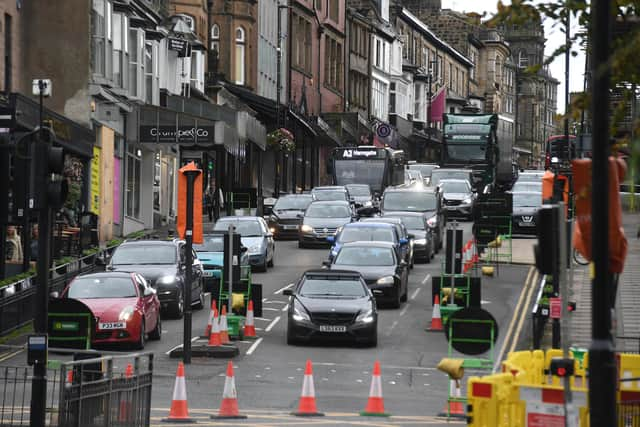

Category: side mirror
[399, 238, 409, 245]
[282, 289, 293, 296]
[240, 246, 248, 253]
[94, 254, 109, 266]
[49, 291, 59, 299]
[322, 260, 331, 267]
[326, 236, 335, 243]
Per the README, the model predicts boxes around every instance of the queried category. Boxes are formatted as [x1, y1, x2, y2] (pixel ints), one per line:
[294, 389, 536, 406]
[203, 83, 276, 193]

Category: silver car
[213, 216, 275, 272]
[298, 201, 355, 248]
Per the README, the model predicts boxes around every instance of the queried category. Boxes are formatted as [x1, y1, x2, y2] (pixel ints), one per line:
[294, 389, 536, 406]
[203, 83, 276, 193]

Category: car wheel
[136, 320, 146, 350]
[149, 315, 161, 341]
[258, 257, 268, 272]
[172, 292, 184, 319]
[194, 287, 205, 310]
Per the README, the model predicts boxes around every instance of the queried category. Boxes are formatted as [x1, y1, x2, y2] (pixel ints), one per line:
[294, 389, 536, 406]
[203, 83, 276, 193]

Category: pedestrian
[205, 187, 214, 222]
[214, 186, 224, 222]
[5, 226, 23, 263]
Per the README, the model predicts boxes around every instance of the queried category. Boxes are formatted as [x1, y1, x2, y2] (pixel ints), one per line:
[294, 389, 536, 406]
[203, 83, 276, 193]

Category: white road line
[263, 307, 280, 311]
[387, 320, 399, 335]
[399, 304, 410, 316]
[281, 304, 289, 312]
[410, 287, 421, 300]
[313, 362, 436, 371]
[421, 274, 432, 285]
[262, 298, 268, 302]
[265, 316, 281, 332]
[165, 336, 204, 355]
[255, 317, 272, 321]
[245, 337, 263, 355]
[274, 283, 293, 294]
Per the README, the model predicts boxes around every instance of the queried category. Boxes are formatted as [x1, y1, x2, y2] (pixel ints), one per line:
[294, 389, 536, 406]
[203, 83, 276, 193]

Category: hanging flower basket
[267, 128, 295, 153]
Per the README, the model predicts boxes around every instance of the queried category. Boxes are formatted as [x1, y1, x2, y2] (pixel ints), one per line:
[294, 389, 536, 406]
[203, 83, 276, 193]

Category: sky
[441, 0, 586, 114]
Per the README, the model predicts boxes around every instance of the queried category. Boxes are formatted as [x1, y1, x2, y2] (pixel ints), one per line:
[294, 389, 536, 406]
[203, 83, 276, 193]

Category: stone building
[0, 1, 23, 93]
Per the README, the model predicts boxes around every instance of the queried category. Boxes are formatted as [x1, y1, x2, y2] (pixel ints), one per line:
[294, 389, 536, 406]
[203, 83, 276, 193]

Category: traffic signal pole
[589, 0, 617, 424]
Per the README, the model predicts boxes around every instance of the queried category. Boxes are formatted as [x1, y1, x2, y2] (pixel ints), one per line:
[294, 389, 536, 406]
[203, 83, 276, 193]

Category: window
[448, 62, 453, 89]
[375, 38, 381, 68]
[126, 145, 141, 219]
[178, 14, 195, 31]
[437, 55, 443, 82]
[348, 71, 368, 109]
[128, 28, 144, 98]
[315, 0, 322, 11]
[414, 82, 425, 121]
[91, 0, 106, 75]
[235, 27, 246, 84]
[329, 0, 339, 22]
[211, 24, 219, 51]
[422, 47, 429, 69]
[191, 50, 204, 91]
[144, 41, 158, 104]
[112, 13, 128, 88]
[469, 49, 476, 81]
[372, 78, 388, 120]
[324, 37, 343, 92]
[292, 15, 312, 73]
[518, 50, 528, 68]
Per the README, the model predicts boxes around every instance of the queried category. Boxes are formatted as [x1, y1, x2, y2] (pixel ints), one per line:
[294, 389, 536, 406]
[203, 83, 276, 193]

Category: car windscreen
[334, 247, 395, 266]
[274, 196, 313, 210]
[111, 245, 176, 265]
[68, 277, 137, 299]
[305, 204, 351, 218]
[339, 227, 395, 243]
[513, 193, 542, 208]
[430, 170, 470, 187]
[214, 220, 263, 236]
[388, 215, 425, 230]
[440, 181, 470, 194]
[382, 192, 436, 211]
[445, 144, 486, 162]
[312, 190, 347, 201]
[345, 185, 371, 196]
[193, 236, 225, 252]
[299, 278, 366, 297]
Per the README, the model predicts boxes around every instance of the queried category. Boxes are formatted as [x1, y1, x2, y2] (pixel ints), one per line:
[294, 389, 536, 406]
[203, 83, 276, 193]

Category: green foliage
[267, 128, 296, 153]
[65, 181, 82, 209]
[0, 272, 35, 289]
[54, 256, 74, 267]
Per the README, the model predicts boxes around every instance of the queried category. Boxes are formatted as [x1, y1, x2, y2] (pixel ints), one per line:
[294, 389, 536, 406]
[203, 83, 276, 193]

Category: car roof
[382, 211, 425, 217]
[308, 200, 350, 206]
[76, 271, 134, 279]
[511, 190, 543, 195]
[119, 239, 178, 247]
[361, 217, 403, 224]
[216, 216, 262, 221]
[439, 178, 470, 183]
[341, 241, 396, 248]
[345, 184, 370, 188]
[343, 222, 394, 228]
[384, 186, 438, 194]
[279, 193, 312, 198]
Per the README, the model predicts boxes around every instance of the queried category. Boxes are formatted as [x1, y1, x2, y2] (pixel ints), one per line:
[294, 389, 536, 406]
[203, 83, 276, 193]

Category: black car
[268, 194, 314, 239]
[512, 191, 543, 235]
[326, 241, 408, 308]
[284, 269, 377, 346]
[107, 239, 204, 318]
[380, 186, 445, 252]
[382, 211, 435, 263]
[299, 201, 355, 248]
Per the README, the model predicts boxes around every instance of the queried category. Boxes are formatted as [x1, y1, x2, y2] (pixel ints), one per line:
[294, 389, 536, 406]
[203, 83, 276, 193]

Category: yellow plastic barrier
[468, 373, 521, 427]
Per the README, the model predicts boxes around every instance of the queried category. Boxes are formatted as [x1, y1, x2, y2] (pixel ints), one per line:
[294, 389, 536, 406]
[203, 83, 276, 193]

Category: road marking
[255, 317, 272, 321]
[481, 299, 491, 305]
[421, 274, 432, 285]
[410, 287, 421, 300]
[245, 337, 263, 355]
[164, 337, 201, 355]
[265, 316, 281, 332]
[0, 349, 23, 363]
[263, 307, 280, 311]
[387, 320, 399, 335]
[274, 283, 293, 294]
[262, 298, 268, 302]
[509, 270, 539, 355]
[399, 304, 410, 317]
[281, 304, 289, 312]
[493, 266, 535, 372]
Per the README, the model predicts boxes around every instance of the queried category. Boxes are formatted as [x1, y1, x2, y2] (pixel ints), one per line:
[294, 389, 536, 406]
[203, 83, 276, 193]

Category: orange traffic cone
[119, 364, 134, 423]
[208, 308, 222, 347]
[65, 369, 73, 387]
[161, 362, 195, 423]
[220, 305, 230, 344]
[291, 360, 324, 417]
[125, 363, 133, 378]
[439, 379, 466, 418]
[243, 300, 256, 338]
[204, 298, 217, 337]
[360, 360, 390, 417]
[211, 361, 247, 419]
[428, 294, 443, 332]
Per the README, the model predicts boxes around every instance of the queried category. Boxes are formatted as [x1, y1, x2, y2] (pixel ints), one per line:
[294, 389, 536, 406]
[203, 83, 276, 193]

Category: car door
[135, 274, 153, 333]
[260, 218, 274, 261]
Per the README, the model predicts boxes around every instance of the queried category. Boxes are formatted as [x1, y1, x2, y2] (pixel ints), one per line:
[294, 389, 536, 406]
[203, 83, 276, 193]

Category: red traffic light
[557, 367, 566, 377]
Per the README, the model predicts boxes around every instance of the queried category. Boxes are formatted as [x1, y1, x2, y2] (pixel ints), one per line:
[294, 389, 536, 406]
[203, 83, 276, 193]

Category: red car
[62, 272, 162, 349]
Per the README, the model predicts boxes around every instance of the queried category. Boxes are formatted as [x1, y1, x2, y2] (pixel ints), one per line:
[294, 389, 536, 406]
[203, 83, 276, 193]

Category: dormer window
[176, 14, 195, 32]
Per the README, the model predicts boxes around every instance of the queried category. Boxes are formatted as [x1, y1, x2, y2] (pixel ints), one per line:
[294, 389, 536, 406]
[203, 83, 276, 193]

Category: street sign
[376, 123, 391, 138]
[550, 297, 562, 319]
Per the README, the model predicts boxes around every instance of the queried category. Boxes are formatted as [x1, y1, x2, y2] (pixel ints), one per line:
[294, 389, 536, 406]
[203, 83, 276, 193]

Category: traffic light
[550, 358, 574, 377]
[207, 160, 214, 171]
[534, 205, 559, 275]
[31, 129, 67, 210]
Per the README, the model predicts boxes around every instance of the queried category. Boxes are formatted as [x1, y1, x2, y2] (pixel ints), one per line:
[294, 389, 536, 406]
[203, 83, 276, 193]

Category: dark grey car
[383, 211, 435, 263]
[439, 179, 476, 220]
[511, 191, 542, 235]
[299, 201, 355, 248]
[268, 194, 314, 239]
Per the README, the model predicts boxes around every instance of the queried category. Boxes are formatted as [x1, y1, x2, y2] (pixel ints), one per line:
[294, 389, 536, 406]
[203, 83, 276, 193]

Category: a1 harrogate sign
[139, 125, 215, 144]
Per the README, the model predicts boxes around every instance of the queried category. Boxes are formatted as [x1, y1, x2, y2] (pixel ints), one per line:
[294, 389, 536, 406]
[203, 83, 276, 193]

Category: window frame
[234, 26, 246, 85]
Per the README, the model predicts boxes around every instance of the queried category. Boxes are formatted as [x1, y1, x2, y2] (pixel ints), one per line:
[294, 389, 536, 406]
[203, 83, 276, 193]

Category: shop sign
[90, 146, 101, 215]
[168, 38, 190, 57]
[139, 126, 215, 144]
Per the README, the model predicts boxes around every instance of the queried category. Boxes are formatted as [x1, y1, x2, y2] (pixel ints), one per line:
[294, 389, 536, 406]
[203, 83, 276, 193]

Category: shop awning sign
[139, 125, 215, 144]
[168, 38, 190, 57]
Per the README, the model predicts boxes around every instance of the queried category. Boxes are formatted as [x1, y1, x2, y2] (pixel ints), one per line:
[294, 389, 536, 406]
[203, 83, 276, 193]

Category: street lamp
[275, 1, 290, 198]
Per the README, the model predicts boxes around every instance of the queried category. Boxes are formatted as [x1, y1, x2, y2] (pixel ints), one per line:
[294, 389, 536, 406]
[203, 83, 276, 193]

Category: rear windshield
[339, 227, 395, 243]
[334, 246, 395, 266]
[274, 196, 313, 210]
[306, 204, 351, 218]
[382, 192, 436, 212]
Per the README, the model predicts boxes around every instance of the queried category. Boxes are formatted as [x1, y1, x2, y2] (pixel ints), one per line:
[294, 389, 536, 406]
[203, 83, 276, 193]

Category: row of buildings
[0, 0, 559, 247]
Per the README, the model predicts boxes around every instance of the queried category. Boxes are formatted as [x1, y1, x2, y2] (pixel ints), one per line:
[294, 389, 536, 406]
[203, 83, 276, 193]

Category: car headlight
[292, 301, 311, 322]
[414, 238, 427, 245]
[462, 197, 472, 204]
[300, 224, 313, 233]
[427, 216, 437, 227]
[158, 275, 177, 285]
[248, 245, 263, 254]
[119, 306, 135, 322]
[376, 276, 395, 285]
[356, 309, 375, 324]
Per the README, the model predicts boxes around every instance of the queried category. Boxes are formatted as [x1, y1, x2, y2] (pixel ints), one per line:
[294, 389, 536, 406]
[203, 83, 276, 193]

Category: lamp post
[274, 1, 289, 198]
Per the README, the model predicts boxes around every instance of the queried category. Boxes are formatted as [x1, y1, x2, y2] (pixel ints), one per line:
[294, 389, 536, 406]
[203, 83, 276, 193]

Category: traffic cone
[243, 300, 256, 338]
[204, 298, 217, 338]
[208, 308, 222, 347]
[427, 294, 443, 332]
[162, 362, 195, 423]
[119, 364, 134, 423]
[220, 305, 230, 344]
[291, 360, 324, 417]
[439, 379, 466, 418]
[360, 360, 390, 417]
[211, 361, 247, 419]
[125, 363, 133, 378]
[65, 369, 73, 387]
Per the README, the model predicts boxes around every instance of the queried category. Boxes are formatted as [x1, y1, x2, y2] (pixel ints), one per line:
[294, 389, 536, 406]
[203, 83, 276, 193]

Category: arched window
[235, 27, 245, 85]
[210, 24, 219, 51]
[518, 50, 528, 68]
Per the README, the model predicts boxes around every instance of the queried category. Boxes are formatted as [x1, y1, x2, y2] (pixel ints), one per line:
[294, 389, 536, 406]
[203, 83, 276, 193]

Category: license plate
[518, 222, 535, 227]
[282, 225, 298, 230]
[319, 325, 346, 333]
[98, 322, 126, 330]
[203, 271, 214, 277]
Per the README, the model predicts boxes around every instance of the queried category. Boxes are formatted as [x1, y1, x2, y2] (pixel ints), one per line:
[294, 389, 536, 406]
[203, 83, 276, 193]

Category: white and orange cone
[211, 361, 247, 419]
[243, 300, 256, 338]
[208, 308, 222, 347]
[162, 362, 195, 423]
[220, 305, 230, 344]
[427, 294, 443, 332]
[119, 364, 134, 423]
[439, 379, 465, 418]
[204, 298, 217, 338]
[360, 360, 390, 417]
[291, 360, 324, 417]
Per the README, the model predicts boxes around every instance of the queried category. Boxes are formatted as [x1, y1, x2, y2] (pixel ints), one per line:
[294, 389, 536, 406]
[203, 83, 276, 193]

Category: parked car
[511, 191, 543, 235]
[382, 211, 435, 263]
[298, 200, 355, 248]
[357, 217, 414, 268]
[326, 241, 408, 308]
[213, 216, 275, 272]
[430, 168, 474, 189]
[380, 186, 445, 252]
[311, 186, 350, 202]
[61, 272, 161, 349]
[267, 194, 314, 239]
[107, 239, 204, 318]
[327, 222, 409, 265]
[193, 233, 250, 292]
[345, 184, 375, 208]
[439, 179, 476, 220]
[283, 269, 377, 346]
[407, 163, 439, 185]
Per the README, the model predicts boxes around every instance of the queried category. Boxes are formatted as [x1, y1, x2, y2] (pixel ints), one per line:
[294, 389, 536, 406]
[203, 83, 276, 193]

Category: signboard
[139, 125, 215, 144]
[549, 297, 562, 319]
[168, 37, 190, 57]
[90, 146, 101, 215]
[339, 148, 381, 159]
[520, 386, 583, 427]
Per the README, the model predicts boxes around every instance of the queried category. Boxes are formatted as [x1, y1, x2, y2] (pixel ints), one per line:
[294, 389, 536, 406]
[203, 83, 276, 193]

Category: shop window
[235, 27, 245, 85]
[126, 146, 142, 220]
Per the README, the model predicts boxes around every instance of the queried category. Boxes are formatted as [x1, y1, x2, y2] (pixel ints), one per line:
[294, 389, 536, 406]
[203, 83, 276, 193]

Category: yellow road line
[0, 348, 24, 363]
[509, 270, 539, 355]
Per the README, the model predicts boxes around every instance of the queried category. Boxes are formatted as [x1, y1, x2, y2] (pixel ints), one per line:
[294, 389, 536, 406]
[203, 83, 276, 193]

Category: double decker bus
[442, 113, 513, 190]
[328, 146, 406, 194]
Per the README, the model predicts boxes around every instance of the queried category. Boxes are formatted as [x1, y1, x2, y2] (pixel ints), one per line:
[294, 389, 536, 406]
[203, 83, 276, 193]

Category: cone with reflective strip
[208, 307, 222, 347]
[243, 300, 256, 338]
[360, 360, 390, 417]
[292, 360, 324, 416]
[119, 364, 135, 423]
[438, 379, 466, 418]
[427, 294, 443, 331]
[204, 298, 217, 338]
[162, 362, 195, 423]
[220, 305, 230, 344]
[211, 361, 247, 419]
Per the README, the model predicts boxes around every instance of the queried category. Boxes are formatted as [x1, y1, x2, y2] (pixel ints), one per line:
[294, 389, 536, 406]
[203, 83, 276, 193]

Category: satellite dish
[444, 307, 498, 355]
